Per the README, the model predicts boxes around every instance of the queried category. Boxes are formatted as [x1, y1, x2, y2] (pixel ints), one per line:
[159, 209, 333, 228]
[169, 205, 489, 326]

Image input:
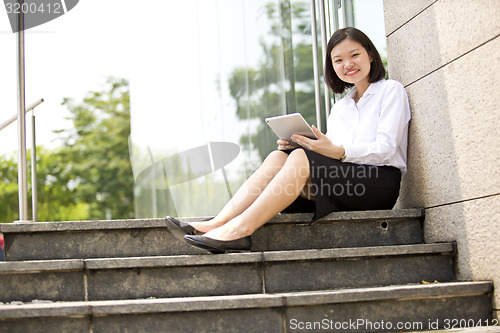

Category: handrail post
[318, 0, 331, 117]
[147, 147, 157, 218]
[309, 0, 323, 132]
[16, 0, 29, 223]
[31, 108, 38, 222]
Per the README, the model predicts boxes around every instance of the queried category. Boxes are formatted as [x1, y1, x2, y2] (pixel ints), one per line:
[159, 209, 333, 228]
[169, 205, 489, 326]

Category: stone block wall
[383, 0, 500, 317]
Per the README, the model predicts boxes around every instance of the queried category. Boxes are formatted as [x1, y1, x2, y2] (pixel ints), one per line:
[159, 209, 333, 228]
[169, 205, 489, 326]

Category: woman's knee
[289, 148, 309, 164]
[263, 150, 288, 165]
[256, 150, 288, 177]
[270, 150, 288, 158]
[286, 149, 310, 178]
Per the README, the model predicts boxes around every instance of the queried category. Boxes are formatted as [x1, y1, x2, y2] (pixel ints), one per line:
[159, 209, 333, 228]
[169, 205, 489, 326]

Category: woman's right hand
[277, 139, 296, 151]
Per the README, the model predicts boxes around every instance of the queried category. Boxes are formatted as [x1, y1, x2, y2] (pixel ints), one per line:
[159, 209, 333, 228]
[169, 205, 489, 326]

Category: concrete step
[0, 281, 492, 332]
[0, 209, 423, 260]
[0, 243, 453, 303]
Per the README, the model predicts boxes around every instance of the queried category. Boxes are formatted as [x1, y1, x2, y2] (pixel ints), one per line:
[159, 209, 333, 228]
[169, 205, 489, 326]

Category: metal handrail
[0, 98, 44, 222]
[30, 105, 39, 221]
[0, 98, 44, 132]
[16, 10, 28, 223]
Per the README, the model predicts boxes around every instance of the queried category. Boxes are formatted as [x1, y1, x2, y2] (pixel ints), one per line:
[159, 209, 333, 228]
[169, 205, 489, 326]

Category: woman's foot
[189, 219, 226, 233]
[166, 216, 232, 242]
[184, 234, 252, 253]
[166, 216, 200, 242]
[200, 217, 252, 241]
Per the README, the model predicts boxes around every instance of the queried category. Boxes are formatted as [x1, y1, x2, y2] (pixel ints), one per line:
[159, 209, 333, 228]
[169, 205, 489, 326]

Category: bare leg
[299, 176, 315, 201]
[190, 150, 289, 233]
[202, 149, 310, 240]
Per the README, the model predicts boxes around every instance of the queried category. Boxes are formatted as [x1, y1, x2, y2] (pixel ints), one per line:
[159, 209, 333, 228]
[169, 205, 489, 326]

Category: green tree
[34, 147, 91, 221]
[57, 77, 134, 219]
[0, 155, 19, 222]
[0, 77, 134, 223]
[0, 148, 89, 223]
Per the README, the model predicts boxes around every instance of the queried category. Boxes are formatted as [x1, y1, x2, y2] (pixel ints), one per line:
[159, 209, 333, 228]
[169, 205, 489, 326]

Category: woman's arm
[290, 81, 410, 163]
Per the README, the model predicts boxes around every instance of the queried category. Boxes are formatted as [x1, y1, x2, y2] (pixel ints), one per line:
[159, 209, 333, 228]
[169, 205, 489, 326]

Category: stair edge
[0, 281, 491, 318]
[0, 209, 424, 233]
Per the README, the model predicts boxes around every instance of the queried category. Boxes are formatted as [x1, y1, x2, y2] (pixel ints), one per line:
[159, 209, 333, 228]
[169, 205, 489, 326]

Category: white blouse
[326, 79, 411, 174]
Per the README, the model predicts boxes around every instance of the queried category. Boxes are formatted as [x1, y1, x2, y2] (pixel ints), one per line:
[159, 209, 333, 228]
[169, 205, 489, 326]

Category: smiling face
[330, 38, 373, 89]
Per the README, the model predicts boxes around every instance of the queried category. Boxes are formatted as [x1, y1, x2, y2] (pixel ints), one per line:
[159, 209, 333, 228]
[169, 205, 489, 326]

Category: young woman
[167, 27, 411, 254]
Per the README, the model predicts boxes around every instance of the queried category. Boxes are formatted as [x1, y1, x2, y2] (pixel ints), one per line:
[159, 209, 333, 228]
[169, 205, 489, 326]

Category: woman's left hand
[291, 125, 344, 159]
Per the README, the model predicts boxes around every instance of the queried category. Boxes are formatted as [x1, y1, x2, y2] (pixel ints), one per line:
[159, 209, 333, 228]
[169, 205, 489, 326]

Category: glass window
[131, 0, 323, 218]
[352, 0, 387, 71]
[1, 0, 387, 220]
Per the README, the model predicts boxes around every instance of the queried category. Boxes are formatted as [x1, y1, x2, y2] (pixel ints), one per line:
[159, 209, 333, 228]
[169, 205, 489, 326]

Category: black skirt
[280, 148, 402, 222]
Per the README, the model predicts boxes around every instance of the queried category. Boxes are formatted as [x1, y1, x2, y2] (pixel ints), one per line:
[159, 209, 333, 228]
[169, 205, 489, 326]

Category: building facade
[384, 0, 500, 316]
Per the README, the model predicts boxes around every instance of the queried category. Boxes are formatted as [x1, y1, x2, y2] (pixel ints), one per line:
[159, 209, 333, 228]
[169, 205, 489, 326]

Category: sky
[0, 0, 386, 157]
[0, 0, 137, 155]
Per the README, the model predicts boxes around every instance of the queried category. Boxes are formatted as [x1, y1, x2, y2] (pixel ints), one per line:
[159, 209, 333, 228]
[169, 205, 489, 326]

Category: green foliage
[0, 155, 19, 222]
[0, 77, 134, 222]
[0, 148, 90, 223]
[57, 77, 134, 220]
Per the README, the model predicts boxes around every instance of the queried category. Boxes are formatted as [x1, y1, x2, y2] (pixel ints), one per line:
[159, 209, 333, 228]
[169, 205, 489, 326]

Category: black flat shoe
[166, 216, 197, 242]
[183, 235, 252, 254]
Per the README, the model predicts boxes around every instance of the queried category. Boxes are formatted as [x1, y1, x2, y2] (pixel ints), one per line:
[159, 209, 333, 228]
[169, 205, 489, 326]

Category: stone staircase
[0, 209, 495, 332]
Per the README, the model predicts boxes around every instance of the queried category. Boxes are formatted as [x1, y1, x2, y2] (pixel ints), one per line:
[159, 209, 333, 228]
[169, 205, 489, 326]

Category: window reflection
[130, 0, 385, 218]
[131, 0, 322, 218]
[0, 0, 386, 220]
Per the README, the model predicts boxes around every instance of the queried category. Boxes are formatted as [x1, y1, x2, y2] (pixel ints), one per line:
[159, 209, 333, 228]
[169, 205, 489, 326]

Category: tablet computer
[265, 113, 317, 146]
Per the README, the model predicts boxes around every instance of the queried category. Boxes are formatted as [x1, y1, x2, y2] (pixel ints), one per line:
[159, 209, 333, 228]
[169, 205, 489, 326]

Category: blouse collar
[347, 79, 386, 101]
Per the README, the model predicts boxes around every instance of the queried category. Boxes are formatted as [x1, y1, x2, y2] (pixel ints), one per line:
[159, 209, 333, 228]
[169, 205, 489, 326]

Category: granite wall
[383, 0, 500, 318]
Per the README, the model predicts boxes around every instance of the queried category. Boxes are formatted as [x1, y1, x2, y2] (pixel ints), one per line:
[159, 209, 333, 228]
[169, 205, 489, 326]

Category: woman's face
[330, 38, 372, 87]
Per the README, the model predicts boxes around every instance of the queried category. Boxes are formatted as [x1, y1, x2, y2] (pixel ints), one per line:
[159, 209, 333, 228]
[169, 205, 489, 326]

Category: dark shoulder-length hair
[324, 27, 385, 94]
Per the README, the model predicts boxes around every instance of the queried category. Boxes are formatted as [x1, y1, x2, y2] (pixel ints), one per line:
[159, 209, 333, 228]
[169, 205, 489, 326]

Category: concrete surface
[0, 282, 492, 332]
[0, 210, 424, 260]
[398, 38, 500, 207]
[386, 0, 500, 86]
[384, 0, 500, 316]
[383, 0, 436, 35]
[0, 243, 455, 302]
